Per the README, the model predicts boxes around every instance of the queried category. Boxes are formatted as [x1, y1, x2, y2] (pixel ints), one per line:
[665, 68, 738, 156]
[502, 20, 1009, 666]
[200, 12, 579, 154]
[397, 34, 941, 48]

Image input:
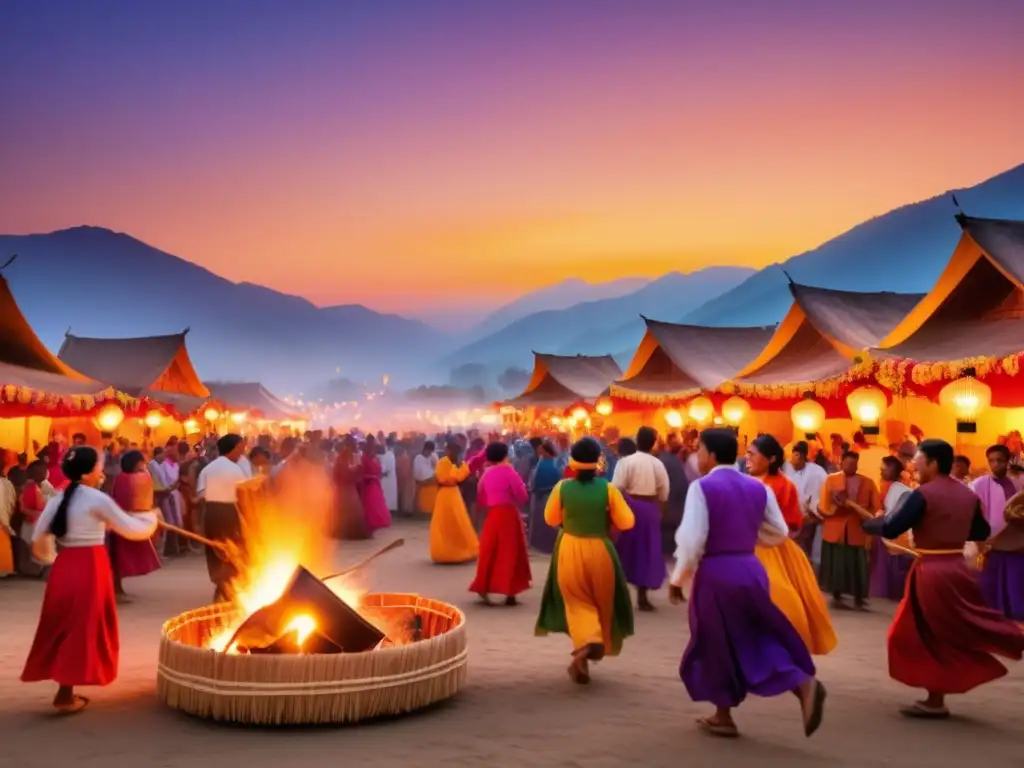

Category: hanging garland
[0, 384, 149, 419]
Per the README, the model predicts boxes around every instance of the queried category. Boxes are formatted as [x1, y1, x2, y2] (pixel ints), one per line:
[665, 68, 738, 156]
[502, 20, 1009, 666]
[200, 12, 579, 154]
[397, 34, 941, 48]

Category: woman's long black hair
[752, 434, 785, 476]
[49, 446, 99, 539]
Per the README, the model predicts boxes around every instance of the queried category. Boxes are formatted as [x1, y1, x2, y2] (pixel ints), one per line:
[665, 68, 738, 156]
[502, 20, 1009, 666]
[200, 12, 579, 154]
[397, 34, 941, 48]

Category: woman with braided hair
[21, 446, 158, 714]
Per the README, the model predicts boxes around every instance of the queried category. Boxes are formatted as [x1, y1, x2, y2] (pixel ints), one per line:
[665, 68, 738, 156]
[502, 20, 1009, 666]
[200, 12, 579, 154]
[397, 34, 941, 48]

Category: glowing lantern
[791, 397, 825, 437]
[665, 409, 684, 429]
[230, 411, 247, 425]
[939, 367, 991, 433]
[551, 416, 562, 426]
[721, 396, 750, 427]
[93, 402, 124, 432]
[571, 407, 588, 422]
[688, 396, 714, 426]
[203, 407, 220, 422]
[144, 409, 164, 429]
[183, 418, 200, 434]
[382, 374, 390, 386]
[846, 386, 887, 435]
[595, 398, 613, 417]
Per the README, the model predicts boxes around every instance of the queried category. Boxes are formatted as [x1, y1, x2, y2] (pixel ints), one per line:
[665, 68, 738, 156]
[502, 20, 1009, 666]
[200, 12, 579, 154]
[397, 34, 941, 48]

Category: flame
[284, 614, 317, 646]
[205, 460, 368, 653]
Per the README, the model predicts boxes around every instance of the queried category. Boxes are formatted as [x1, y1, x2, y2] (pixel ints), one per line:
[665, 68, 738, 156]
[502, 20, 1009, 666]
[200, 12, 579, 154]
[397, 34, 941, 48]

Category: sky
[1, 0, 1023, 321]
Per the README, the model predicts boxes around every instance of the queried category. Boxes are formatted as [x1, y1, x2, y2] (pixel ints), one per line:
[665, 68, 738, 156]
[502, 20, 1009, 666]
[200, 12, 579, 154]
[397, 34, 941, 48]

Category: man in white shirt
[669, 428, 825, 739]
[412, 441, 438, 514]
[197, 434, 249, 602]
[783, 441, 829, 569]
[612, 427, 670, 611]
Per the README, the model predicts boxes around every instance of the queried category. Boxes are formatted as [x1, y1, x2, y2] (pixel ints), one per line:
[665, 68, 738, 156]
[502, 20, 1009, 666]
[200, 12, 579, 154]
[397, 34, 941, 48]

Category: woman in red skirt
[22, 446, 158, 714]
[470, 442, 532, 605]
[863, 439, 1024, 718]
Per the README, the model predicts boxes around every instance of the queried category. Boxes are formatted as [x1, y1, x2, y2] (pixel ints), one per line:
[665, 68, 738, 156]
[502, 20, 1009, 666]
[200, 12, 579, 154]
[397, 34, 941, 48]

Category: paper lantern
[665, 409, 684, 429]
[204, 407, 220, 422]
[688, 396, 714, 425]
[144, 409, 164, 428]
[595, 398, 613, 417]
[183, 418, 200, 434]
[550, 416, 562, 427]
[571, 407, 588, 422]
[846, 386, 887, 434]
[721, 396, 750, 427]
[791, 398, 825, 437]
[939, 368, 991, 433]
[230, 411, 247, 425]
[94, 403, 125, 432]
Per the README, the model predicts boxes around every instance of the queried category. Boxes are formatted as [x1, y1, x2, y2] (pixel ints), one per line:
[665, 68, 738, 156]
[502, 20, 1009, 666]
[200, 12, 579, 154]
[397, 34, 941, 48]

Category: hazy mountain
[444, 267, 755, 371]
[0, 226, 449, 393]
[683, 162, 1024, 327]
[465, 276, 651, 343]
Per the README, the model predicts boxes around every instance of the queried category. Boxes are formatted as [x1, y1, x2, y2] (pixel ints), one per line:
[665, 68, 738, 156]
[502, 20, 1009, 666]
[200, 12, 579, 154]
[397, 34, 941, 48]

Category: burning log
[226, 566, 385, 654]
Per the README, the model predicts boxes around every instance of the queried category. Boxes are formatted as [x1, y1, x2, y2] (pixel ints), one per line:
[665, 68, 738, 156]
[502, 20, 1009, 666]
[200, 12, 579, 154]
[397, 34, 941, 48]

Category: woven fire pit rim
[157, 592, 468, 724]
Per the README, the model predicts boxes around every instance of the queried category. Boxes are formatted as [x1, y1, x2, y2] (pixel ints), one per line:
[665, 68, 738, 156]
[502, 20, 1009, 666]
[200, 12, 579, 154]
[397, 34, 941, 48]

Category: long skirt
[527, 490, 559, 554]
[430, 487, 478, 563]
[614, 495, 665, 590]
[21, 546, 119, 687]
[681, 552, 815, 708]
[469, 504, 532, 597]
[416, 483, 437, 515]
[203, 501, 245, 595]
[818, 540, 868, 600]
[978, 550, 1024, 621]
[535, 530, 634, 656]
[0, 526, 13, 576]
[334, 484, 369, 540]
[756, 538, 837, 655]
[888, 554, 1024, 694]
[360, 479, 392, 534]
[869, 537, 912, 602]
[107, 530, 161, 579]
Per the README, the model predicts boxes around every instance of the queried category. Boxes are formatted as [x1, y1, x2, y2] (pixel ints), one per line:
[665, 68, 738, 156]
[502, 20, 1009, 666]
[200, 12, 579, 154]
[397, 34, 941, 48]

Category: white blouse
[32, 485, 158, 548]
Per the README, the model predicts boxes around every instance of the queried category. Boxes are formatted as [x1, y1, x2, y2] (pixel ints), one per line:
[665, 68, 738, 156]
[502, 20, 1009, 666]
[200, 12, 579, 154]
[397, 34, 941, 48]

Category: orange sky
[3, 2, 1023, 315]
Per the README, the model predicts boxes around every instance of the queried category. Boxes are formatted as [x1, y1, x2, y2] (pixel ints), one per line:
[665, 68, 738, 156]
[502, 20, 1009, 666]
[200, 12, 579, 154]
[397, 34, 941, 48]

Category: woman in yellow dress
[747, 434, 837, 655]
[430, 441, 479, 563]
[535, 437, 636, 684]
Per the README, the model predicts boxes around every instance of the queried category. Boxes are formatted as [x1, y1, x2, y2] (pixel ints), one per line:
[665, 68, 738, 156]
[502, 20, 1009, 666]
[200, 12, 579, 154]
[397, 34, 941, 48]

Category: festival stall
[504, 352, 622, 435]
[0, 271, 148, 454]
[57, 329, 210, 445]
[872, 214, 1024, 461]
[203, 381, 308, 435]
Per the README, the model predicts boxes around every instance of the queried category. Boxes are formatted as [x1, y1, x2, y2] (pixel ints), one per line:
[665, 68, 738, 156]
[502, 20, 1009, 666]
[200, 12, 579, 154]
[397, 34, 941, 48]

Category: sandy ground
[1, 517, 1022, 768]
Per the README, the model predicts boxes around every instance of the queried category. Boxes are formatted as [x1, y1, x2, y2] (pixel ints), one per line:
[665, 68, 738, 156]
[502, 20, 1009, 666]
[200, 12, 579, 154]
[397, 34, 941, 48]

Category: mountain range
[2, 161, 1022, 394]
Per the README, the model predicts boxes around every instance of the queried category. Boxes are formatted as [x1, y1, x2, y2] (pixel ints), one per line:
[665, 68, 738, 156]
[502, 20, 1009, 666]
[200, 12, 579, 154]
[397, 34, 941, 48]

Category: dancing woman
[430, 442, 478, 563]
[21, 447, 158, 714]
[535, 437, 635, 684]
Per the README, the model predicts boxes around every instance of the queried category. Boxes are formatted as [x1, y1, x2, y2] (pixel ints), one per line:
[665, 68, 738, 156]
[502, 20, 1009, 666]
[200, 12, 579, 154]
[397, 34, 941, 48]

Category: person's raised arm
[94, 491, 159, 541]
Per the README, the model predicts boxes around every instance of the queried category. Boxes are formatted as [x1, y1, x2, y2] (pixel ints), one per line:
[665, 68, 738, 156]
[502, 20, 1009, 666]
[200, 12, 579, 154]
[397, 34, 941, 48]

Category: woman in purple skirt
[669, 428, 826, 739]
[611, 429, 669, 611]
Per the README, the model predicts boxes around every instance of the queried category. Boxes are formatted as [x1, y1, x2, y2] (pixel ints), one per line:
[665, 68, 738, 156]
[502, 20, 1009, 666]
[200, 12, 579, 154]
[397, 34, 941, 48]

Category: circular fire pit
[157, 593, 467, 725]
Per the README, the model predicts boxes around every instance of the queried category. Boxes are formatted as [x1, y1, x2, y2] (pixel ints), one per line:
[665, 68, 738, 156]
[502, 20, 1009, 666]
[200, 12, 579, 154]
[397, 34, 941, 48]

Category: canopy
[507, 352, 622, 407]
[204, 381, 305, 422]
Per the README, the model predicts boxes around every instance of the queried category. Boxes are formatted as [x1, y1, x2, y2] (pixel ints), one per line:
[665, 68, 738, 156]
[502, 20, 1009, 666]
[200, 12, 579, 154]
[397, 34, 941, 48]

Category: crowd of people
[4, 421, 1024, 734]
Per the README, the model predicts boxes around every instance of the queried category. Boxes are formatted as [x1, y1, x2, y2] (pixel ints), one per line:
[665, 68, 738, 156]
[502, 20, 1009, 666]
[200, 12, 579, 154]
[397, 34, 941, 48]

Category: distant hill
[683, 162, 1024, 326]
[463, 275, 650, 343]
[444, 267, 755, 371]
[0, 227, 450, 392]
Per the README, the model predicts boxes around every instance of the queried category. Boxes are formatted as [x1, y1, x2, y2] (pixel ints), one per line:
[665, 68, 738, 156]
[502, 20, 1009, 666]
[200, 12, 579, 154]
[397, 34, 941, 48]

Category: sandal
[802, 681, 827, 737]
[696, 717, 738, 738]
[54, 696, 89, 715]
[900, 702, 949, 719]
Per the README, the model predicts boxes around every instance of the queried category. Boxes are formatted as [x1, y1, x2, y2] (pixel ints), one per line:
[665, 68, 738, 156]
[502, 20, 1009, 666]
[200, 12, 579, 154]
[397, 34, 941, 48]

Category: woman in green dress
[535, 437, 636, 684]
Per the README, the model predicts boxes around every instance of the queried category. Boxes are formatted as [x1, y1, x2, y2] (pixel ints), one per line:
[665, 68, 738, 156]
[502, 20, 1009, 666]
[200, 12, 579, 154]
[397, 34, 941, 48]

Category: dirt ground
[1, 517, 1022, 768]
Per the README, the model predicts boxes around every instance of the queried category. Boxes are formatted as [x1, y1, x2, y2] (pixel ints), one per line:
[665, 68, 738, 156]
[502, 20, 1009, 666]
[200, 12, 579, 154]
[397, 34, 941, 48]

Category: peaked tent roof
[614, 318, 776, 395]
[204, 381, 305, 422]
[58, 331, 210, 398]
[508, 353, 622, 407]
[0, 273, 108, 395]
[874, 215, 1024, 362]
[736, 283, 922, 385]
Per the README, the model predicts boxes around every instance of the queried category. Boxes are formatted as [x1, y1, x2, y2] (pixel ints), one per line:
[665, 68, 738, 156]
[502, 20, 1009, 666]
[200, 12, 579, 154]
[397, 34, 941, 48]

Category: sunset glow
[2, 1, 1022, 314]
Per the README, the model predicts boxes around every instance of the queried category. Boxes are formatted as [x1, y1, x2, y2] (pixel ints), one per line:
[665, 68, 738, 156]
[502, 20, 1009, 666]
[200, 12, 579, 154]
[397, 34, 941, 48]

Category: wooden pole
[157, 519, 226, 552]
[322, 538, 405, 582]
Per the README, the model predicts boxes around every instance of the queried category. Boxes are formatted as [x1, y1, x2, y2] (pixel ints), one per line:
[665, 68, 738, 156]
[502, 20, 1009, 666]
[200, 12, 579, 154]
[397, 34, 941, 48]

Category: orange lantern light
[845, 386, 887, 435]
[721, 396, 750, 427]
[595, 397, 613, 417]
[571, 407, 588, 422]
[688, 395, 714, 426]
[791, 397, 825, 437]
[93, 402, 125, 432]
[665, 409, 684, 429]
[143, 409, 164, 429]
[230, 411, 247, 425]
[203, 407, 220, 422]
[183, 418, 200, 434]
[938, 367, 991, 433]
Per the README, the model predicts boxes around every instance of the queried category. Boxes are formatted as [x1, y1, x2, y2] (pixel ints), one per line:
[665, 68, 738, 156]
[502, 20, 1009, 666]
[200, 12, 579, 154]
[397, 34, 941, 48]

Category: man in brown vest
[862, 438, 1024, 719]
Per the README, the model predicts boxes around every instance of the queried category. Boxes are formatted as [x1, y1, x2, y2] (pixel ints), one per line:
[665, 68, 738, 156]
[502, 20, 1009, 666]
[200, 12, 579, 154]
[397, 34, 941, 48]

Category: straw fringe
[157, 593, 467, 725]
